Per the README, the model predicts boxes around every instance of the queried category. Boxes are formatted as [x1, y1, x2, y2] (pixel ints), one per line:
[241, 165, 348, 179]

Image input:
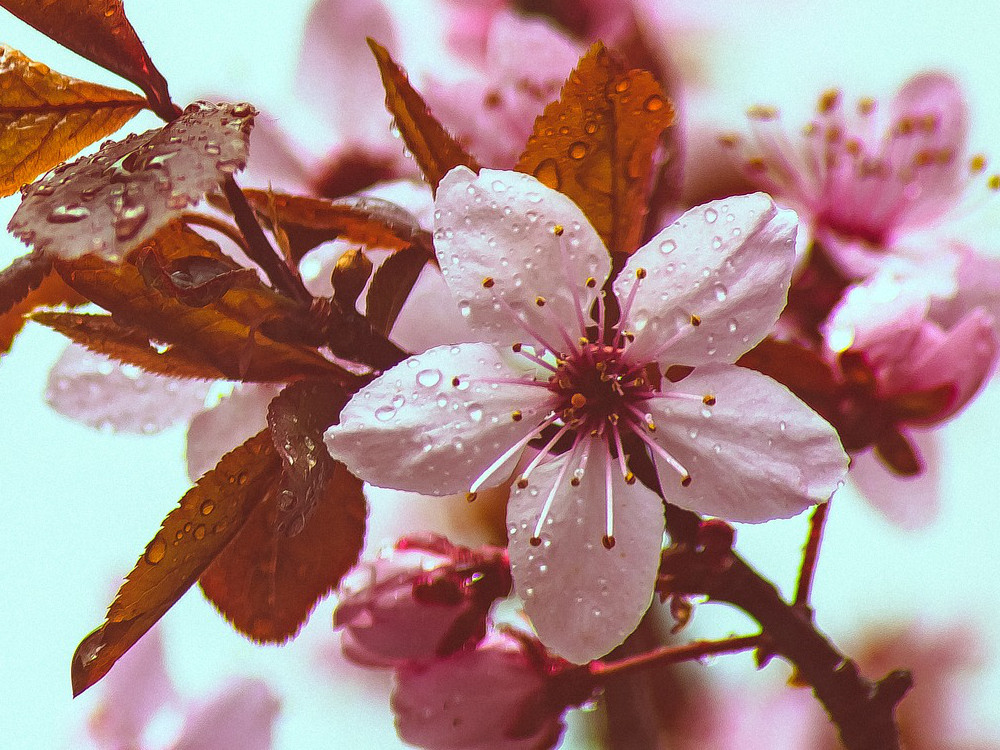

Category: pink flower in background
[334, 534, 511, 667]
[85, 627, 280, 750]
[722, 73, 992, 298]
[423, 11, 582, 169]
[392, 630, 593, 750]
[325, 166, 848, 663]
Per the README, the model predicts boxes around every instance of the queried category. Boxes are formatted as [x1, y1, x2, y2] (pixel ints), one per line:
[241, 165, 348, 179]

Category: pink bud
[335, 534, 511, 667]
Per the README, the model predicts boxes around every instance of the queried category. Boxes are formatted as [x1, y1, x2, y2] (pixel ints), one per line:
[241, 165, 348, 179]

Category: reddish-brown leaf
[31, 311, 226, 379]
[236, 189, 432, 265]
[367, 38, 479, 194]
[0, 46, 146, 197]
[9, 101, 255, 263]
[514, 43, 675, 256]
[366, 242, 433, 336]
[199, 380, 366, 642]
[71, 431, 282, 696]
[53, 222, 352, 382]
[737, 337, 840, 413]
[0, 257, 84, 355]
[0, 0, 177, 121]
[873, 430, 922, 476]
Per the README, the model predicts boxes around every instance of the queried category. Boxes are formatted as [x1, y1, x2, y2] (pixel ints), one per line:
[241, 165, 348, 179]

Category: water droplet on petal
[713, 283, 728, 302]
[467, 403, 484, 422]
[375, 405, 396, 421]
[114, 203, 149, 240]
[417, 369, 442, 388]
[458, 301, 472, 318]
[704, 208, 718, 223]
[48, 204, 90, 223]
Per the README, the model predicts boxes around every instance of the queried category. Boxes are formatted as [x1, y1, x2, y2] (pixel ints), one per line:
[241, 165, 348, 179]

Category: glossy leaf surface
[72, 431, 281, 696]
[0, 0, 176, 120]
[368, 39, 479, 194]
[199, 380, 366, 642]
[515, 43, 675, 256]
[9, 101, 255, 262]
[54, 222, 351, 382]
[0, 45, 145, 198]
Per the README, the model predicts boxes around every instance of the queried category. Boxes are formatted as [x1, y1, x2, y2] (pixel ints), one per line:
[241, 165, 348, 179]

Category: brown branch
[592, 634, 761, 678]
[795, 500, 830, 609]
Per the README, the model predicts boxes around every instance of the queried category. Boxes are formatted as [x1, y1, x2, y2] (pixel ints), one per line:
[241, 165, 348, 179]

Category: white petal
[186, 384, 279, 481]
[434, 167, 610, 352]
[645, 365, 848, 523]
[615, 194, 796, 366]
[324, 343, 554, 495]
[507, 448, 664, 664]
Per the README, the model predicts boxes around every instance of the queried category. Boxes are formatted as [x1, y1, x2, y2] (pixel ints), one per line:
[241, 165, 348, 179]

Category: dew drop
[200, 500, 214, 515]
[701, 407, 712, 418]
[458, 301, 472, 318]
[48, 204, 90, 223]
[713, 283, 728, 302]
[644, 94, 665, 112]
[712, 236, 723, 249]
[568, 141, 589, 160]
[779, 421, 787, 432]
[713, 443, 722, 454]
[704, 208, 719, 223]
[374, 405, 396, 421]
[114, 203, 149, 241]
[688, 428, 698, 439]
[467, 403, 484, 422]
[144, 537, 166, 565]
[417, 369, 442, 388]
[533, 158, 562, 189]
[728, 319, 738, 333]
[193, 525, 206, 540]
[659, 238, 676, 254]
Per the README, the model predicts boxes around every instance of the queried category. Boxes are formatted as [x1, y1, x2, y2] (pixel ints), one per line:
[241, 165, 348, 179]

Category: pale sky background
[3, 1, 1000, 748]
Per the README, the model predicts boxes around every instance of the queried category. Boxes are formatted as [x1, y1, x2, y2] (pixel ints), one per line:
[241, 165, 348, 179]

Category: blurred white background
[3, 0, 1000, 747]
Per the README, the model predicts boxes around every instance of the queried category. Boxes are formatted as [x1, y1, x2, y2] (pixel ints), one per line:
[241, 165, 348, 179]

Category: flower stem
[794, 500, 830, 609]
[181, 212, 250, 254]
[590, 634, 761, 678]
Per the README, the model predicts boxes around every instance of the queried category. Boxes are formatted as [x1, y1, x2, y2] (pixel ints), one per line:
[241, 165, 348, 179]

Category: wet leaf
[71, 431, 281, 696]
[737, 337, 839, 412]
[366, 242, 433, 336]
[9, 100, 256, 263]
[367, 38, 479, 194]
[0, 255, 84, 355]
[31, 311, 226, 379]
[134, 246, 260, 308]
[0, 0, 176, 121]
[0, 46, 146, 198]
[235, 189, 432, 265]
[54, 222, 352, 382]
[515, 43, 675, 256]
[199, 380, 366, 641]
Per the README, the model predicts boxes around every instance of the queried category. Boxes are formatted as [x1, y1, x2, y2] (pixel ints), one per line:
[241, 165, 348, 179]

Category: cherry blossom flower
[334, 533, 511, 667]
[391, 630, 593, 750]
[324, 166, 848, 663]
[720, 73, 993, 298]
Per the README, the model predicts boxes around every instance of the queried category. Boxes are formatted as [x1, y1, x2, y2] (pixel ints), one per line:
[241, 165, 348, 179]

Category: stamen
[630, 424, 691, 482]
[517, 422, 574, 487]
[702, 394, 716, 406]
[530, 439, 582, 543]
[466, 492, 477, 502]
[551, 226, 591, 337]
[603, 451, 616, 549]
[571, 439, 592, 486]
[570, 393, 587, 409]
[610, 424, 631, 481]
[468, 414, 560, 495]
[585, 277, 597, 288]
[535, 296, 546, 307]
[511, 410, 523, 422]
[482, 277, 495, 288]
[612, 267, 646, 349]
[553, 224, 564, 236]
[690, 314, 701, 326]
[512, 343, 558, 372]
[493, 294, 566, 356]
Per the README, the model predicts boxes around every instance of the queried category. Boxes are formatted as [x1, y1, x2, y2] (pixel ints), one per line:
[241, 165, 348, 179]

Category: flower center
[547, 343, 656, 437]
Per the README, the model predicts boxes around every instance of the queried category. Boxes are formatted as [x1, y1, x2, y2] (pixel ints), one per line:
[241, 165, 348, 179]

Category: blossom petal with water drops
[434, 166, 610, 353]
[614, 194, 797, 366]
[645, 365, 848, 522]
[507, 449, 664, 664]
[324, 342, 555, 495]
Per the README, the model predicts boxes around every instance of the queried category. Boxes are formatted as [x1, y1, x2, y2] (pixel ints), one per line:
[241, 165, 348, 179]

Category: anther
[989, 175, 1000, 191]
[646, 417, 656, 432]
[681, 474, 692, 487]
[517, 478, 529, 489]
[585, 277, 597, 288]
[702, 394, 716, 406]
[602, 534, 616, 549]
[856, 97, 875, 116]
[970, 154, 987, 173]
[512, 342, 522, 352]
[553, 225, 564, 236]
[451, 376, 461, 387]
[482, 277, 495, 288]
[746, 104, 778, 121]
[466, 491, 478, 503]
[690, 314, 701, 327]
[624, 471, 636, 485]
[511, 410, 523, 422]
[571, 393, 587, 409]
[570, 477, 581, 486]
[623, 332, 635, 342]
[529, 535, 542, 547]
[535, 296, 546, 307]
[635, 267, 647, 279]
[818, 89, 840, 114]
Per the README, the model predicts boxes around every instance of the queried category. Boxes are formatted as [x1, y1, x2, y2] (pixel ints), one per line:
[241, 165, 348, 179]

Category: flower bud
[334, 533, 511, 667]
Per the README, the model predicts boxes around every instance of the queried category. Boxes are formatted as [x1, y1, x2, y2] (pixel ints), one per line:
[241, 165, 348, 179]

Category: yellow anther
[511, 410, 523, 422]
[857, 97, 876, 116]
[482, 277, 495, 288]
[989, 175, 1000, 191]
[553, 224, 564, 236]
[512, 342, 522, 352]
[635, 267, 647, 279]
[517, 478, 529, 489]
[585, 276, 597, 288]
[690, 314, 701, 327]
[571, 393, 587, 409]
[746, 104, 778, 121]
[451, 376, 461, 387]
[466, 492, 478, 503]
[702, 394, 716, 406]
[970, 154, 987, 173]
[646, 418, 657, 432]
[681, 474, 692, 487]
[535, 296, 546, 307]
[718, 133, 739, 148]
[817, 89, 841, 114]
[624, 471, 636, 485]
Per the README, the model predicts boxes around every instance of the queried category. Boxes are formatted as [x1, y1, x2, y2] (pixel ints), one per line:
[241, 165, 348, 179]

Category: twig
[181, 212, 250, 254]
[592, 634, 761, 678]
[795, 500, 830, 609]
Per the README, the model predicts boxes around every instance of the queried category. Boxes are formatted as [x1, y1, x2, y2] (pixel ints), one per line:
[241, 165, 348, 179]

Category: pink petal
[615, 194, 797, 366]
[434, 167, 610, 353]
[185, 384, 279, 481]
[848, 432, 942, 530]
[294, 0, 398, 147]
[46, 344, 210, 434]
[646, 365, 848, 522]
[886, 72, 968, 229]
[392, 632, 564, 750]
[242, 110, 313, 193]
[171, 678, 280, 750]
[389, 265, 479, 352]
[324, 343, 554, 495]
[507, 449, 664, 664]
[88, 627, 178, 748]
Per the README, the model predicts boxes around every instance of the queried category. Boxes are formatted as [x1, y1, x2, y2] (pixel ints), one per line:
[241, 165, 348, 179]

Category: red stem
[795, 500, 830, 609]
[591, 634, 761, 678]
